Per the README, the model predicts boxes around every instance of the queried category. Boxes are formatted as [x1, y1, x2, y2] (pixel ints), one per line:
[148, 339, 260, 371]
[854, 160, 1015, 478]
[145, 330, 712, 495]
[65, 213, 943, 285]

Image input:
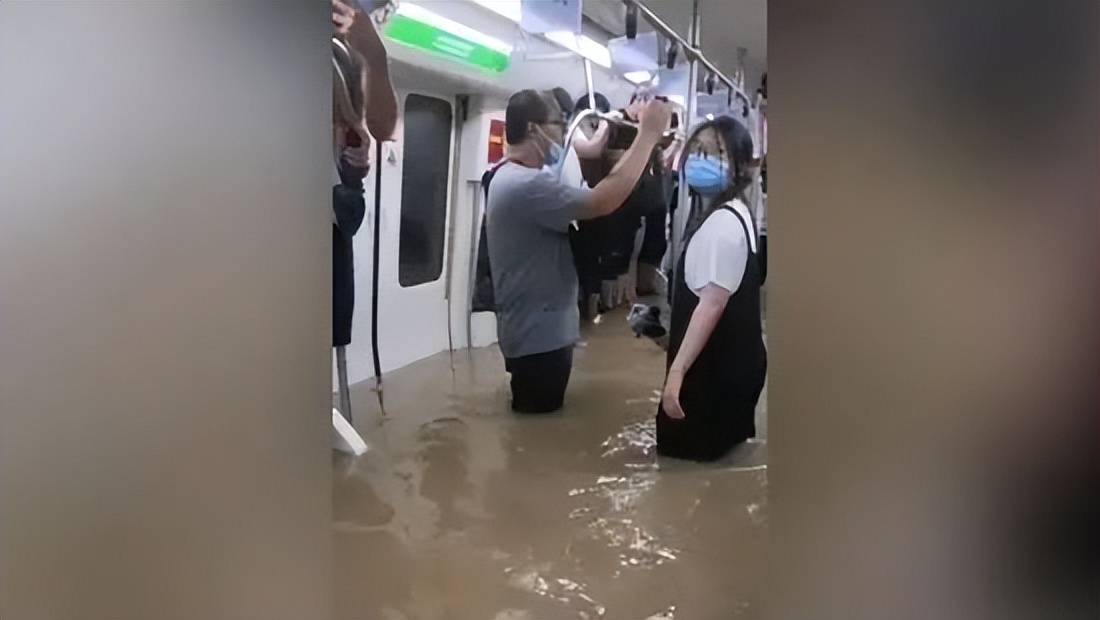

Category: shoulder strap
[481, 158, 512, 201]
[481, 169, 494, 201]
[720, 202, 757, 255]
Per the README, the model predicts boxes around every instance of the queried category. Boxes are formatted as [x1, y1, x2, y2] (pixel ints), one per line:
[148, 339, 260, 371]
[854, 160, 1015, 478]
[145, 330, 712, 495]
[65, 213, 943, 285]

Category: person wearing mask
[487, 89, 672, 413]
[657, 116, 766, 461]
[471, 89, 577, 316]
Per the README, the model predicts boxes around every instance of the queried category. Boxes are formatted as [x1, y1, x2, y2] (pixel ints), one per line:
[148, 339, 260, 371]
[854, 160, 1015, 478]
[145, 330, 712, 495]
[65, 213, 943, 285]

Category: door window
[398, 94, 452, 287]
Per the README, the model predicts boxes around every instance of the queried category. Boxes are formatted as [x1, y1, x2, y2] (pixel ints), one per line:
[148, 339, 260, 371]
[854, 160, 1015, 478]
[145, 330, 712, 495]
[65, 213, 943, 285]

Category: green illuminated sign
[385, 14, 510, 73]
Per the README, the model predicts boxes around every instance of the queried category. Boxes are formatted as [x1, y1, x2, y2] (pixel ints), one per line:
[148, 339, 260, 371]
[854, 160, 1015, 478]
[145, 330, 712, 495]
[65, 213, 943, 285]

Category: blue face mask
[684, 154, 730, 196]
[545, 141, 564, 168]
[536, 125, 565, 173]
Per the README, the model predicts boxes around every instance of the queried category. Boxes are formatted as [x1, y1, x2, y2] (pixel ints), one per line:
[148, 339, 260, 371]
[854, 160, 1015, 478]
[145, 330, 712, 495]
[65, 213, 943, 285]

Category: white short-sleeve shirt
[559, 147, 585, 190]
[684, 199, 756, 296]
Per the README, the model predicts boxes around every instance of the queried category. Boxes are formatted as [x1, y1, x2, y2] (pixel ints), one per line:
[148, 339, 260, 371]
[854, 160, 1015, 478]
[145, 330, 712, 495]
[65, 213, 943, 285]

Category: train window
[398, 94, 452, 288]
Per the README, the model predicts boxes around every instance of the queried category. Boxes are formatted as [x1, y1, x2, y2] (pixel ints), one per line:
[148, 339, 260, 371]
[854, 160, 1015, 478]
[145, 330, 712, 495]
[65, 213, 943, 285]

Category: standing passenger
[487, 90, 671, 413]
[568, 93, 612, 319]
[330, 0, 397, 351]
[603, 90, 677, 306]
[657, 117, 766, 461]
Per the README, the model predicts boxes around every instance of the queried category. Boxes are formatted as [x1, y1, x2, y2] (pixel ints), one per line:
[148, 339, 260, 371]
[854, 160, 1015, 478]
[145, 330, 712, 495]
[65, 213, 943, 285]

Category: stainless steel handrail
[620, 0, 751, 107]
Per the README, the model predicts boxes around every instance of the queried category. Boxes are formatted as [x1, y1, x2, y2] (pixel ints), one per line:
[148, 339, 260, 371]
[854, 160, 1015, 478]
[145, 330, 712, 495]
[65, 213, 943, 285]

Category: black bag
[471, 166, 501, 313]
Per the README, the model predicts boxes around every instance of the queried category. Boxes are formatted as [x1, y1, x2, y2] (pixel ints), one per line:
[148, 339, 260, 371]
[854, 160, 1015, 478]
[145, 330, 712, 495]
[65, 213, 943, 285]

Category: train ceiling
[380, 1, 765, 104]
[583, 0, 767, 88]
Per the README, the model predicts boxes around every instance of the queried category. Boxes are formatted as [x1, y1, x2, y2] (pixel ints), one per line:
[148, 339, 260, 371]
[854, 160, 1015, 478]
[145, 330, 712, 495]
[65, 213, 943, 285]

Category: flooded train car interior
[8, 1, 1090, 620]
[326, 2, 768, 618]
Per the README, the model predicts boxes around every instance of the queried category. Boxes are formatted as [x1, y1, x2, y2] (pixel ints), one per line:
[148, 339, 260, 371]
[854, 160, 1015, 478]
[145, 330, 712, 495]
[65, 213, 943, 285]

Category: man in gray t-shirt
[487, 89, 671, 413]
[488, 164, 588, 359]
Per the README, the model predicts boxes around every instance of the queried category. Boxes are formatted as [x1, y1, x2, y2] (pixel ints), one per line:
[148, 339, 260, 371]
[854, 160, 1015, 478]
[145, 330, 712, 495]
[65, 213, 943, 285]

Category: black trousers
[505, 346, 573, 413]
[600, 203, 642, 279]
[758, 233, 768, 285]
[570, 222, 603, 301]
[638, 206, 667, 266]
[333, 224, 355, 347]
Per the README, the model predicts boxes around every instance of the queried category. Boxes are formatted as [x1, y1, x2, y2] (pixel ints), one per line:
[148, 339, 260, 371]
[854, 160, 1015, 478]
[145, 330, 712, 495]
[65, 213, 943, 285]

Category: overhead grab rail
[620, 0, 752, 108]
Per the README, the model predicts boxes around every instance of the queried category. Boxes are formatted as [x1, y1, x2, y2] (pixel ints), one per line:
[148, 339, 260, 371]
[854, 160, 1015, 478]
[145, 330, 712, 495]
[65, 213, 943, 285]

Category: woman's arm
[334, 0, 398, 140]
[662, 283, 731, 419]
[359, 56, 398, 141]
[572, 121, 610, 159]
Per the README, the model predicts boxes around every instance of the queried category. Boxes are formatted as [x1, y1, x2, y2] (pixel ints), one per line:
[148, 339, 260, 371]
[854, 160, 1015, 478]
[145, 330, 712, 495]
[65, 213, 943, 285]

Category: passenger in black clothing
[636, 207, 668, 292]
[657, 116, 766, 462]
[331, 138, 368, 347]
[505, 346, 574, 413]
[331, 0, 397, 347]
[601, 97, 646, 306]
[569, 93, 613, 319]
[637, 130, 679, 296]
[603, 90, 678, 306]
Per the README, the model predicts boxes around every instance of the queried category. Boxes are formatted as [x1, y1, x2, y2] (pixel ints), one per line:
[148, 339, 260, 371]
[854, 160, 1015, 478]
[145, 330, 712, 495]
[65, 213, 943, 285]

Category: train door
[346, 89, 456, 384]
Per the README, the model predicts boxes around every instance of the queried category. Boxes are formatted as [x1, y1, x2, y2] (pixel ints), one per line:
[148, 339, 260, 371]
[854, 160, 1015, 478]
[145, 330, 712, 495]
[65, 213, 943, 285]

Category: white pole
[583, 58, 596, 111]
[671, 0, 701, 276]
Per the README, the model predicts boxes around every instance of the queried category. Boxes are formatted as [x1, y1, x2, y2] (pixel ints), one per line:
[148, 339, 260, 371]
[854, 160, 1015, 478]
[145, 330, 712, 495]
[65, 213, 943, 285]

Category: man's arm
[577, 100, 671, 220]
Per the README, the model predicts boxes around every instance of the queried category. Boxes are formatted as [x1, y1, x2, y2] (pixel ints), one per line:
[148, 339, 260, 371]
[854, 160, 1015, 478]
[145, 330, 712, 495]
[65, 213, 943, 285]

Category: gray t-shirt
[486, 162, 590, 359]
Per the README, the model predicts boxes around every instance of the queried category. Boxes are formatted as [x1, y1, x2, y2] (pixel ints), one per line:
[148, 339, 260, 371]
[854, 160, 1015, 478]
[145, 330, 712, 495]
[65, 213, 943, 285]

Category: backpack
[470, 162, 507, 313]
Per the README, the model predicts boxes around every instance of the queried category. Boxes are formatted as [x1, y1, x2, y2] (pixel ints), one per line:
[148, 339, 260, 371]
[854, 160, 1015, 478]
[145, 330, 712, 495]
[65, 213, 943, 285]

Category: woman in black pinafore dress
[657, 117, 767, 462]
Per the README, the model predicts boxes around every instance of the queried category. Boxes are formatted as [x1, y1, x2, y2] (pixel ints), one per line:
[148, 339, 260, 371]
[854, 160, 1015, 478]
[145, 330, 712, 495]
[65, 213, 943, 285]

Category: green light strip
[385, 14, 510, 74]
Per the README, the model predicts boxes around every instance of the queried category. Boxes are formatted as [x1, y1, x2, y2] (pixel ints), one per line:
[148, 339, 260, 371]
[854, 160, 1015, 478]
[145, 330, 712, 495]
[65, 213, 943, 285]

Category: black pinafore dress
[656, 203, 768, 461]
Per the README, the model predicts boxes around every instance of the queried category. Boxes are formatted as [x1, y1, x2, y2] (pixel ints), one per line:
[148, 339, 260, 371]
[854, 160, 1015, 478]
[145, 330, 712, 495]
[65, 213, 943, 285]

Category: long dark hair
[680, 115, 756, 242]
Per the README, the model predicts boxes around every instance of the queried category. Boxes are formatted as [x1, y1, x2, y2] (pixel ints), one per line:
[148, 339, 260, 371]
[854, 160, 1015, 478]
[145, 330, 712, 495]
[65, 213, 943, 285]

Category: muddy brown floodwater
[333, 307, 767, 620]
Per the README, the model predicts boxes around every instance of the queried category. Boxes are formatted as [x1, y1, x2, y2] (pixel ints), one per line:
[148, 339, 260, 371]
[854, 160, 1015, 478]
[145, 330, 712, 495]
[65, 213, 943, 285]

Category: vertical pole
[336, 345, 352, 422]
[370, 139, 385, 410]
[466, 182, 480, 354]
[444, 95, 468, 367]
[737, 46, 748, 91]
[671, 0, 701, 276]
[687, 0, 701, 129]
[583, 58, 596, 112]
